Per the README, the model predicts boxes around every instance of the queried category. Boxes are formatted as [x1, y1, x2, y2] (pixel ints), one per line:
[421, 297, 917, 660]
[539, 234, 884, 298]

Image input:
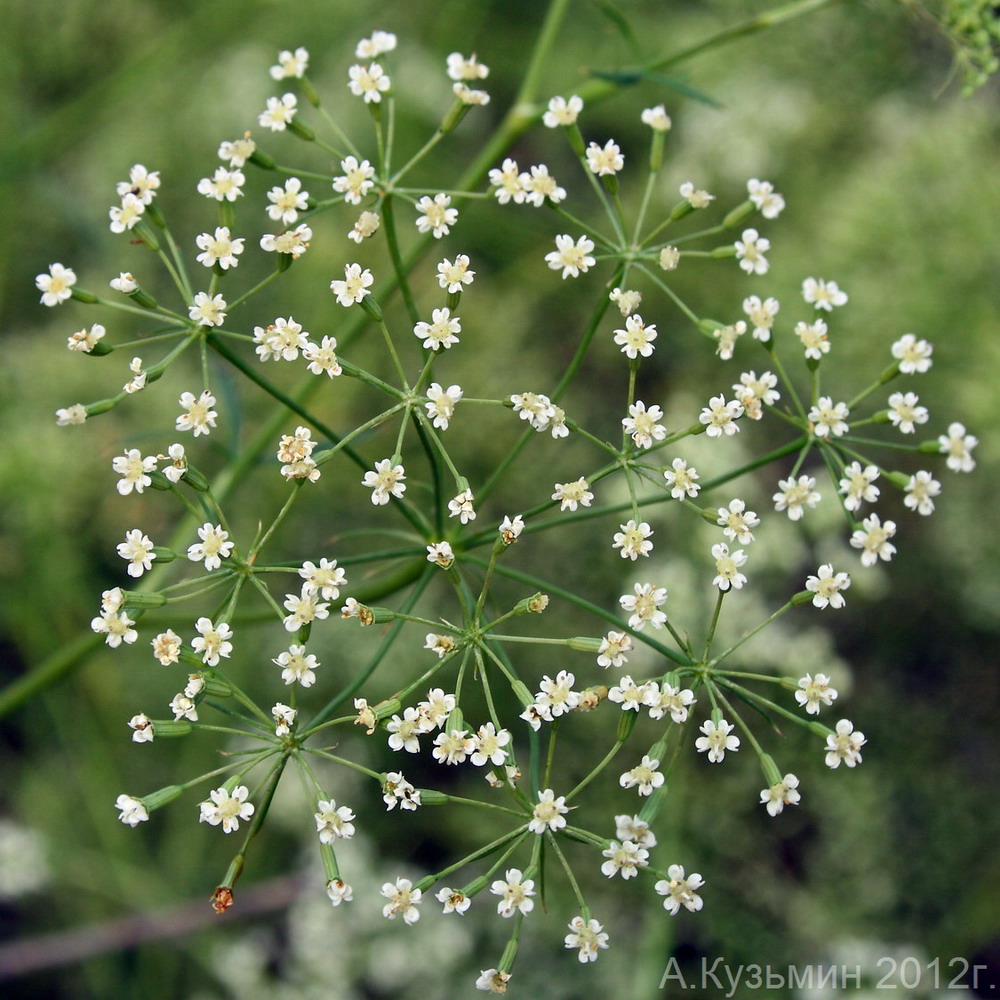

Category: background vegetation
[1, 0, 998, 996]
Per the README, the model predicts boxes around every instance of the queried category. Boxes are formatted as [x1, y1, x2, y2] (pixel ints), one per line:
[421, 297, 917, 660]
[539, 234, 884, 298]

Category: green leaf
[588, 67, 723, 108]
[589, 0, 642, 59]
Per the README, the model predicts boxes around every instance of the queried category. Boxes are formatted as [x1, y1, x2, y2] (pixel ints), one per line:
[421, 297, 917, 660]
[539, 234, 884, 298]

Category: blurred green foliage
[1, 0, 998, 997]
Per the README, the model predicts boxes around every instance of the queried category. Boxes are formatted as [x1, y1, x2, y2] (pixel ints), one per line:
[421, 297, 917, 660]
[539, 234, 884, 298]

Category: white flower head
[36, 263, 77, 306]
[641, 104, 672, 131]
[176, 390, 218, 437]
[199, 785, 254, 833]
[761, 774, 801, 816]
[529, 788, 568, 834]
[695, 719, 740, 763]
[904, 470, 941, 515]
[258, 92, 298, 130]
[939, 422, 977, 473]
[542, 94, 583, 128]
[735, 228, 770, 275]
[363, 460, 406, 505]
[586, 139, 624, 176]
[619, 755, 664, 796]
[564, 916, 610, 963]
[270, 47, 309, 80]
[802, 276, 847, 310]
[825, 719, 866, 768]
[795, 673, 838, 714]
[447, 51, 489, 81]
[747, 178, 785, 218]
[892, 333, 933, 374]
[655, 864, 705, 915]
[197, 167, 245, 202]
[415, 193, 457, 237]
[381, 877, 421, 923]
[545, 234, 595, 279]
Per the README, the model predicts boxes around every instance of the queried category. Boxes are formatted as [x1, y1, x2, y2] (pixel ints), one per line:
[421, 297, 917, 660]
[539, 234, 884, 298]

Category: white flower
[761, 774, 801, 816]
[123, 356, 147, 395]
[355, 31, 397, 59]
[258, 92, 298, 130]
[619, 582, 667, 631]
[597, 630, 633, 668]
[713, 321, 746, 361]
[282, 588, 330, 632]
[552, 477, 593, 512]
[117, 528, 155, 578]
[217, 137, 256, 168]
[773, 475, 821, 520]
[699, 395, 744, 437]
[191, 617, 233, 666]
[851, 513, 897, 567]
[795, 318, 830, 359]
[802, 276, 847, 310]
[717, 499, 759, 544]
[742, 295, 780, 342]
[270, 47, 309, 79]
[348, 210, 381, 243]
[601, 840, 649, 878]
[476, 969, 512, 993]
[436, 887, 471, 915]
[115, 794, 149, 827]
[655, 865, 705, 914]
[415, 193, 457, 237]
[545, 234, 595, 279]
[195, 227, 244, 269]
[892, 333, 933, 374]
[939, 422, 977, 472]
[304, 336, 342, 377]
[619, 755, 664, 796]
[613, 314, 657, 358]
[381, 878, 421, 924]
[615, 815, 657, 848]
[680, 181, 714, 208]
[363, 459, 406, 505]
[424, 634, 457, 659]
[622, 400, 666, 449]
[299, 558, 347, 601]
[884, 390, 929, 434]
[266, 177, 309, 225]
[735, 228, 770, 275]
[747, 178, 785, 218]
[612, 520, 654, 560]
[426, 541, 455, 569]
[712, 542, 748, 591]
[314, 799, 356, 842]
[414, 307, 461, 350]
[610, 287, 642, 316]
[92, 608, 138, 648]
[197, 167, 245, 202]
[499, 515, 524, 544]
[586, 139, 624, 176]
[56, 404, 87, 426]
[808, 397, 850, 438]
[695, 719, 740, 762]
[447, 51, 489, 81]
[453, 82, 490, 105]
[647, 682, 696, 723]
[510, 391, 556, 431]
[332, 156, 375, 205]
[382, 772, 421, 811]
[489, 158, 528, 205]
[188, 292, 227, 327]
[795, 673, 838, 714]
[663, 457, 701, 499]
[127, 713, 154, 743]
[432, 728, 473, 765]
[529, 789, 568, 834]
[437, 254, 475, 292]
[806, 564, 851, 608]
[108, 193, 145, 233]
[608, 675, 656, 712]
[330, 263, 373, 308]
[387, 708, 423, 753]
[199, 786, 254, 833]
[491, 868, 535, 917]
[151, 629, 181, 664]
[176, 390, 218, 436]
[564, 916, 609, 963]
[169, 692, 197, 722]
[116, 163, 160, 205]
[641, 104, 672, 131]
[36, 263, 77, 306]
[659, 246, 680, 270]
[904, 470, 941, 515]
[825, 719, 866, 768]
[534, 670, 580, 717]
[272, 703, 296, 736]
[542, 94, 583, 127]
[186, 523, 234, 572]
[109, 272, 138, 294]
[112, 448, 157, 496]
[326, 879, 353, 906]
[470, 723, 511, 767]
[524, 164, 565, 206]
[254, 316, 308, 362]
[447, 488, 476, 524]
[838, 462, 880, 511]
[259, 224, 311, 258]
[273, 645, 319, 686]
